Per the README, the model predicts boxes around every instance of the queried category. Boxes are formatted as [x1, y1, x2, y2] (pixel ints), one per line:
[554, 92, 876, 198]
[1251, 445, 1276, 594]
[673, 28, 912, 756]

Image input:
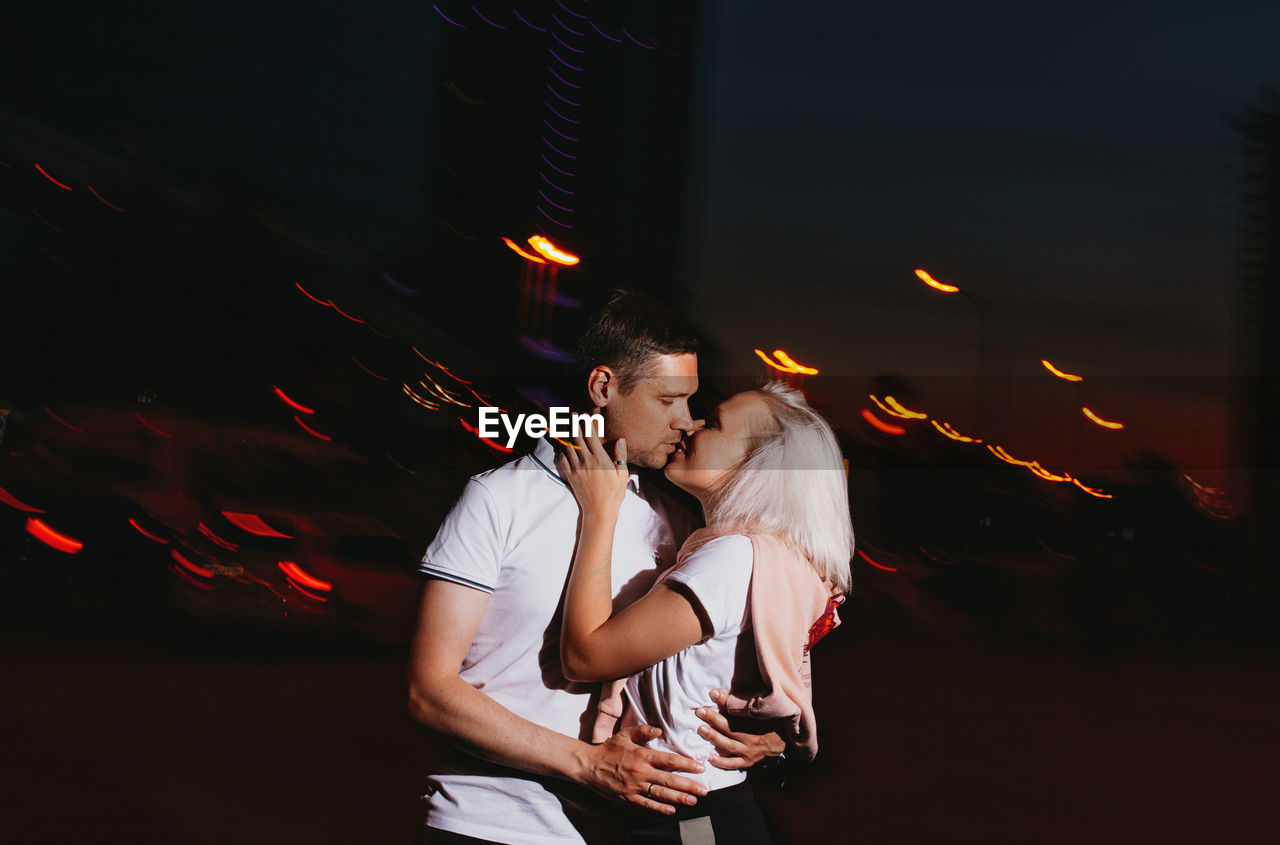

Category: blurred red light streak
[34, 163, 72, 191]
[327, 300, 365, 323]
[87, 186, 126, 212]
[857, 549, 897, 572]
[26, 518, 83, 553]
[135, 412, 174, 438]
[0, 486, 44, 513]
[459, 417, 515, 452]
[861, 409, 906, 436]
[294, 415, 333, 441]
[128, 517, 168, 544]
[221, 512, 293, 539]
[295, 281, 331, 306]
[198, 522, 239, 551]
[278, 560, 333, 591]
[272, 385, 315, 415]
[171, 549, 214, 578]
[170, 563, 215, 591]
[44, 405, 83, 432]
[352, 357, 389, 380]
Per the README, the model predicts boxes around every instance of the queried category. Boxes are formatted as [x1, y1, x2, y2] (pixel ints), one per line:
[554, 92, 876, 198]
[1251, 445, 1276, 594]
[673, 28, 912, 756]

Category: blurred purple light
[551, 15, 585, 38]
[472, 7, 505, 29]
[551, 29, 584, 53]
[538, 190, 574, 213]
[540, 153, 576, 177]
[545, 102, 580, 124]
[545, 83, 581, 107]
[543, 119, 578, 143]
[542, 137, 578, 160]
[555, 0, 587, 20]
[621, 28, 654, 50]
[540, 172, 573, 194]
[589, 21, 622, 43]
[512, 9, 546, 31]
[432, 5, 467, 29]
[547, 66, 581, 89]
[537, 205, 571, 228]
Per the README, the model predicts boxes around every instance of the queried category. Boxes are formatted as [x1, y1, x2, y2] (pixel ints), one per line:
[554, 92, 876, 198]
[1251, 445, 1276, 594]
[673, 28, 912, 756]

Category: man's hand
[581, 725, 707, 815]
[696, 688, 787, 770]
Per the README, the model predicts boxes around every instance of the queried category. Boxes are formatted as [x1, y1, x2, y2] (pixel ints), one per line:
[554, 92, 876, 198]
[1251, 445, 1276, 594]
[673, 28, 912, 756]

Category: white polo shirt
[419, 437, 694, 844]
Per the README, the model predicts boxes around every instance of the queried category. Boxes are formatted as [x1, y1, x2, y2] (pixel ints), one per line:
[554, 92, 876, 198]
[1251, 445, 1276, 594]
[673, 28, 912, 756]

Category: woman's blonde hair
[702, 381, 855, 592]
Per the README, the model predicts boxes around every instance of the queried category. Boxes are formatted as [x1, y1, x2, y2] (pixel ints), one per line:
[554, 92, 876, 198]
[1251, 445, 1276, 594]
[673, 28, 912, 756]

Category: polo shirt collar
[532, 435, 641, 493]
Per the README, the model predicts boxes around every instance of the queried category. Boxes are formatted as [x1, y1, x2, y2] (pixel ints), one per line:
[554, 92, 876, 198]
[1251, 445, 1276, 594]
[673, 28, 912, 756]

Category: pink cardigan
[592, 528, 844, 761]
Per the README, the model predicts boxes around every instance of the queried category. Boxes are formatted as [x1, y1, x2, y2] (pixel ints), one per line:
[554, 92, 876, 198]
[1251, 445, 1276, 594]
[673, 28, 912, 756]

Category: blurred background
[2, 1, 1278, 841]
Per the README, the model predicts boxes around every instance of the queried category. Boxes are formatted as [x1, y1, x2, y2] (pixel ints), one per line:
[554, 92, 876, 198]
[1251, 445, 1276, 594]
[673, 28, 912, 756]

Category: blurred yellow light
[1082, 407, 1124, 430]
[885, 396, 927, 419]
[527, 235, 580, 266]
[502, 236, 546, 263]
[1041, 359, 1083, 382]
[914, 268, 960, 293]
[755, 348, 796, 373]
[1027, 462, 1072, 483]
[988, 444, 1034, 467]
[869, 395, 910, 419]
[931, 420, 982, 443]
[772, 349, 819, 375]
[1072, 478, 1114, 498]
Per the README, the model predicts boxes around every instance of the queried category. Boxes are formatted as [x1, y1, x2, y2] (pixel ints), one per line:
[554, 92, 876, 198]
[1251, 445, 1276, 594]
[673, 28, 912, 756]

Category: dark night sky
[3, 1, 1279, 475]
[677, 0, 1280, 475]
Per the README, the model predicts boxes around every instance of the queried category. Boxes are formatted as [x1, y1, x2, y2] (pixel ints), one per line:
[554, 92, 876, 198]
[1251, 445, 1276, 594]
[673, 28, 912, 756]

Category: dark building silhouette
[1233, 88, 1280, 593]
[419, 2, 703, 378]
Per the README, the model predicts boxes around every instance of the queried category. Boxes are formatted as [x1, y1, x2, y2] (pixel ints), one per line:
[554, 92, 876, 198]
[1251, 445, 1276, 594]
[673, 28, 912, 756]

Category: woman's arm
[557, 435, 709, 682]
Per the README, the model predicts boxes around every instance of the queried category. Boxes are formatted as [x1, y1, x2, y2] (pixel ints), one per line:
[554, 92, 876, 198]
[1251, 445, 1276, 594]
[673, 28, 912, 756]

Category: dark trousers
[622, 780, 775, 845]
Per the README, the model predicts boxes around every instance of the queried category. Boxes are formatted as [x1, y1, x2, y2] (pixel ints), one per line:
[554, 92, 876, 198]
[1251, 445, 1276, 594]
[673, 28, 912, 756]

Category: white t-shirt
[622, 534, 758, 792]
[418, 437, 693, 844]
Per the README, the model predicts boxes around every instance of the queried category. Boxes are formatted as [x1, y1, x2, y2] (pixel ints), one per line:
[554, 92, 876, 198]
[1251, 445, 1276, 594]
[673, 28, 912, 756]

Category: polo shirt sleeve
[664, 534, 753, 638]
[419, 478, 504, 594]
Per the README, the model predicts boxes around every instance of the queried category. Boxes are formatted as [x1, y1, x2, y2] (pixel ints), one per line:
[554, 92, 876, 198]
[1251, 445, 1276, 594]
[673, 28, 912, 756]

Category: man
[408, 292, 781, 844]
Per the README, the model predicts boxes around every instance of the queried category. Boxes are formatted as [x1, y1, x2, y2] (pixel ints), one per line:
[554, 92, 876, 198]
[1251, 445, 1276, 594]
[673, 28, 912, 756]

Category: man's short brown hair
[576, 290, 700, 393]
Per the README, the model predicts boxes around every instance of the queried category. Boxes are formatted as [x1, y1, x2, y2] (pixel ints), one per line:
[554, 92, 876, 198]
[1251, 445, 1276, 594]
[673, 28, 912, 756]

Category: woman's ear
[586, 365, 615, 408]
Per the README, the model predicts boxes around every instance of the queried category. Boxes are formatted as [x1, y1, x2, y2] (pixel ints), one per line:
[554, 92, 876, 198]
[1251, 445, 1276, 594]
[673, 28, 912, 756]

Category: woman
[556, 380, 854, 843]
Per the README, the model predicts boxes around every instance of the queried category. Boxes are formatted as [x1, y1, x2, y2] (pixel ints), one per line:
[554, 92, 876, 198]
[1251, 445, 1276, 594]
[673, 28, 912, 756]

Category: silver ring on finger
[645, 783, 656, 798]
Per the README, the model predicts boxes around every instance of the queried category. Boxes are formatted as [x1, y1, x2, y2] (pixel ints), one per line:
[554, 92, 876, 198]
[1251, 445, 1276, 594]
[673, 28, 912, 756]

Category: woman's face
[665, 391, 774, 502]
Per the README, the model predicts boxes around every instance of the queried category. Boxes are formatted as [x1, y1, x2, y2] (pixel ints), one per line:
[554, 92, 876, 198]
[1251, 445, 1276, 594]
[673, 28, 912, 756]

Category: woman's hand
[557, 435, 629, 518]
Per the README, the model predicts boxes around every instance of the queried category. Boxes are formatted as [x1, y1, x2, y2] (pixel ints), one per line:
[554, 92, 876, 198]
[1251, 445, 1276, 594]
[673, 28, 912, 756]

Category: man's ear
[586, 365, 615, 408]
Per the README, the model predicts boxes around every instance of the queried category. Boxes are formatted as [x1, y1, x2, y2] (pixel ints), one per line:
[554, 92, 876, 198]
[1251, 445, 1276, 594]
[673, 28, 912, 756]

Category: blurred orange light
[0, 486, 44, 513]
[772, 350, 819, 375]
[988, 444, 1034, 467]
[527, 235, 579, 266]
[402, 383, 440, 410]
[914, 268, 960, 293]
[1072, 478, 1114, 498]
[502, 236, 547, 263]
[885, 396, 927, 419]
[273, 386, 315, 415]
[931, 420, 982, 443]
[221, 512, 293, 539]
[861, 408, 906, 436]
[1027, 462, 1072, 483]
[1041, 359, 1083, 382]
[26, 518, 83, 553]
[1082, 407, 1124, 430]
[459, 417, 515, 452]
[279, 560, 333, 591]
[755, 349, 796, 373]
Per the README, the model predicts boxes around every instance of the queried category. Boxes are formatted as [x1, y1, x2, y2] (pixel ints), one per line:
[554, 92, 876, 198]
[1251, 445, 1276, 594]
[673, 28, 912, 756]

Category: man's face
[600, 353, 699, 469]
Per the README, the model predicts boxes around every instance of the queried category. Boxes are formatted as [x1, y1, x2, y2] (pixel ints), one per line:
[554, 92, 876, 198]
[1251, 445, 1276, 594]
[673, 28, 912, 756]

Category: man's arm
[406, 578, 707, 813]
